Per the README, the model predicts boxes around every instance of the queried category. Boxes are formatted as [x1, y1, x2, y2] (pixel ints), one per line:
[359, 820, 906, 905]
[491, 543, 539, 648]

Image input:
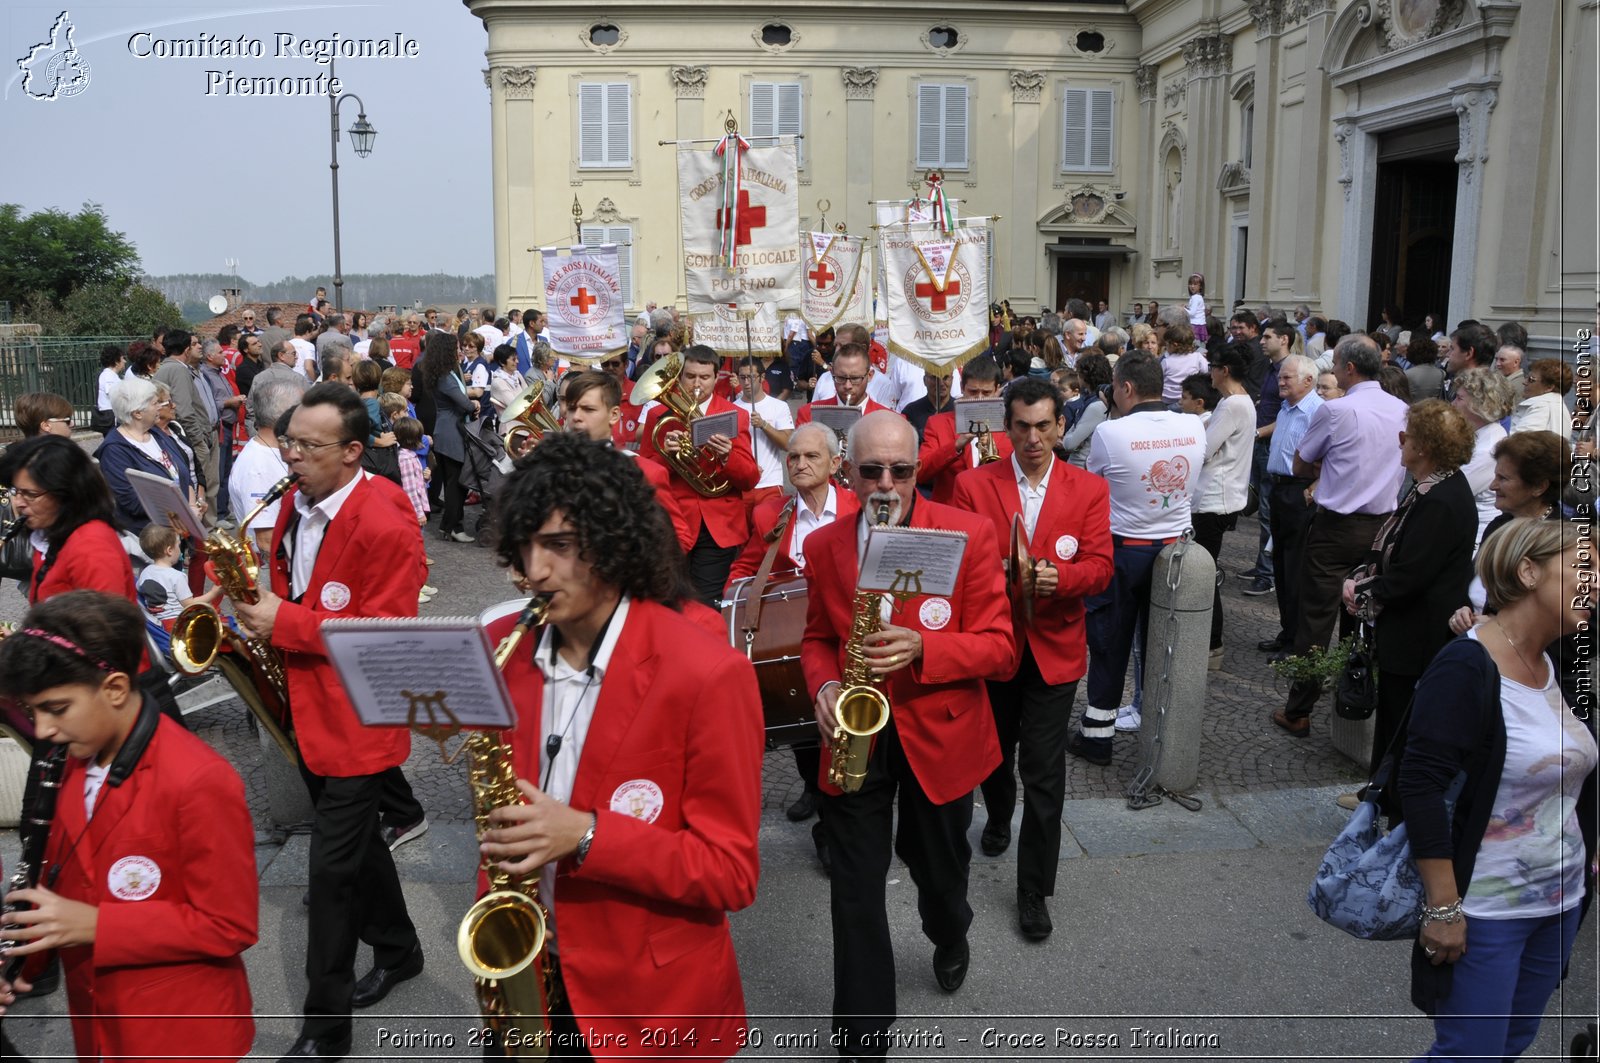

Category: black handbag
[0, 499, 34, 582]
[361, 444, 404, 487]
[1335, 622, 1380, 720]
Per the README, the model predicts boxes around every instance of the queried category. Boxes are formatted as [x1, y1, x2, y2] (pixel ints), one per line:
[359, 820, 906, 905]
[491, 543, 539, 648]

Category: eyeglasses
[279, 437, 353, 454]
[154, 400, 176, 409]
[852, 462, 917, 482]
[5, 486, 48, 502]
[834, 374, 868, 385]
[43, 417, 72, 426]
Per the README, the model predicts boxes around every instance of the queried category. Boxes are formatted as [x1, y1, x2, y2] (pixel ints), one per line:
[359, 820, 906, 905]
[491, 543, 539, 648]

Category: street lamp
[327, 58, 378, 316]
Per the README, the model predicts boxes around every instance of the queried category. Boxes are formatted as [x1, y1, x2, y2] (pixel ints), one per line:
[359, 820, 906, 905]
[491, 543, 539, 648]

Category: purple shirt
[1294, 379, 1408, 515]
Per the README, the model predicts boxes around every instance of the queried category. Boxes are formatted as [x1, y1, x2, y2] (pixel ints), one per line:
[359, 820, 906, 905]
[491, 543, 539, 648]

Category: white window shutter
[1062, 88, 1088, 169]
[750, 83, 776, 139]
[777, 82, 803, 166]
[607, 226, 633, 306]
[943, 85, 968, 168]
[1087, 89, 1113, 170]
[578, 83, 604, 167]
[916, 84, 944, 167]
[605, 82, 630, 166]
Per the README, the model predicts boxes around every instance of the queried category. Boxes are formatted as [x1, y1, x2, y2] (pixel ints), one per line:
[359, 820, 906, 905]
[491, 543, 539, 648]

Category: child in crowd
[135, 524, 203, 629]
[0, 591, 257, 1060]
[391, 415, 437, 604]
[1180, 372, 1219, 425]
[1186, 273, 1209, 344]
[380, 367, 428, 460]
[1053, 368, 1082, 405]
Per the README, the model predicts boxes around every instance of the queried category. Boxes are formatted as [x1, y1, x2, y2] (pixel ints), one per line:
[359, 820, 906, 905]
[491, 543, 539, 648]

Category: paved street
[2, 516, 1593, 1060]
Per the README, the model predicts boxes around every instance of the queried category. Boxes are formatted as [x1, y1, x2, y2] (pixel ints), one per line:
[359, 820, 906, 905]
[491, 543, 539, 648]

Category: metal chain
[1126, 530, 1203, 812]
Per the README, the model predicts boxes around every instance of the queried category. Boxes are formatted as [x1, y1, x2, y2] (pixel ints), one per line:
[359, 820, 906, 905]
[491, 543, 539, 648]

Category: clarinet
[2, 744, 68, 982]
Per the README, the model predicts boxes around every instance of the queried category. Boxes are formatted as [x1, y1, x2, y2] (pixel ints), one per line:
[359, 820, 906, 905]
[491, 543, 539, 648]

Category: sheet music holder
[811, 403, 862, 439]
[126, 468, 207, 542]
[858, 526, 967, 598]
[321, 617, 516, 732]
[690, 410, 739, 448]
[954, 398, 1007, 437]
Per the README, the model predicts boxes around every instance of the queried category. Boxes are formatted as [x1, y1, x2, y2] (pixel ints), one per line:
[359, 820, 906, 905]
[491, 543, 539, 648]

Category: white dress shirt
[289, 471, 367, 599]
[790, 485, 840, 570]
[734, 393, 794, 489]
[1012, 453, 1053, 539]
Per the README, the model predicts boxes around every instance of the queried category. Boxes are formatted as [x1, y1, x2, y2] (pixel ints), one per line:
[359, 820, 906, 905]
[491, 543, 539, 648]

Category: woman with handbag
[1399, 518, 1596, 1060]
[1339, 400, 1478, 813]
[94, 376, 201, 535]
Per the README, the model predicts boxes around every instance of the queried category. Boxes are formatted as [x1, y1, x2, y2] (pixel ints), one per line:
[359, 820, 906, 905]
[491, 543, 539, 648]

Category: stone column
[1243, 5, 1280, 307]
[1292, 2, 1337, 309]
[1334, 119, 1379, 326]
[1180, 32, 1230, 293]
[1134, 64, 1158, 300]
[486, 67, 508, 310]
[1448, 87, 1497, 327]
[671, 66, 710, 308]
[841, 68, 878, 236]
[1008, 71, 1045, 306]
[498, 66, 538, 306]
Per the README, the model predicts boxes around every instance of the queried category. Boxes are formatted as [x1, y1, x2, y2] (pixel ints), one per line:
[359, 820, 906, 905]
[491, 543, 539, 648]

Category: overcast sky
[2, 1, 490, 281]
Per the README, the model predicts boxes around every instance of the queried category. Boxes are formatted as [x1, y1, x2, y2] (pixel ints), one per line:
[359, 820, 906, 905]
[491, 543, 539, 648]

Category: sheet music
[321, 617, 516, 730]
[954, 398, 1007, 437]
[857, 527, 967, 598]
[690, 410, 739, 447]
[126, 468, 207, 542]
[810, 404, 862, 438]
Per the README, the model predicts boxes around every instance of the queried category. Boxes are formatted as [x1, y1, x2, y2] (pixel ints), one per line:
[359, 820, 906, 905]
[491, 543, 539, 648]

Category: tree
[20, 280, 183, 337]
[0, 202, 141, 308]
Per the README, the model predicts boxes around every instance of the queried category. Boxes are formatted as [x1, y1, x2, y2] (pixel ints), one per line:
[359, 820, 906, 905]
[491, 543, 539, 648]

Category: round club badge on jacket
[107, 855, 162, 901]
[918, 597, 952, 630]
[320, 581, 352, 611]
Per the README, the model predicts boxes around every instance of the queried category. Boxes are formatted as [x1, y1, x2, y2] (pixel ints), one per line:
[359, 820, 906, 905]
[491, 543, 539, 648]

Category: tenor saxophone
[828, 502, 893, 792]
[458, 594, 554, 1059]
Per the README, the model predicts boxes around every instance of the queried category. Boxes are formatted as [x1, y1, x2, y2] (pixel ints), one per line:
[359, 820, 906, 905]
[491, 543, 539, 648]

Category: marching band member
[918, 357, 1012, 503]
[801, 411, 1012, 1059]
[562, 370, 694, 553]
[795, 342, 896, 425]
[0, 592, 257, 1062]
[638, 345, 760, 603]
[480, 434, 762, 1059]
[597, 351, 647, 450]
[231, 384, 426, 1062]
[950, 377, 1113, 940]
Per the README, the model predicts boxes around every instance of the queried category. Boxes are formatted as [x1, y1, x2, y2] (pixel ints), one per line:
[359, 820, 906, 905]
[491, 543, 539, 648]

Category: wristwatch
[573, 813, 597, 869]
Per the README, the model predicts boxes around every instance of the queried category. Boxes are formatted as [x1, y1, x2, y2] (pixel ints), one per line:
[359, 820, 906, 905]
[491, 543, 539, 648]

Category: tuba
[827, 501, 893, 792]
[501, 379, 563, 461]
[458, 594, 554, 1059]
[630, 354, 732, 497]
[170, 475, 297, 763]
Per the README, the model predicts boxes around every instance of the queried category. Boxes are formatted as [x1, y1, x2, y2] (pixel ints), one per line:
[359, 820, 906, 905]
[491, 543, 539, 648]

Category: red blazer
[725, 489, 860, 589]
[918, 411, 1015, 504]
[41, 716, 257, 1062]
[29, 519, 137, 606]
[638, 395, 760, 549]
[487, 598, 762, 1060]
[950, 458, 1114, 685]
[626, 449, 695, 553]
[800, 499, 1011, 805]
[267, 473, 424, 777]
[612, 400, 647, 449]
[794, 396, 893, 426]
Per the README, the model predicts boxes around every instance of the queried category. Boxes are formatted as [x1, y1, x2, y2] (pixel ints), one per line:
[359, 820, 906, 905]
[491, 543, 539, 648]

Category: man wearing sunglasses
[800, 410, 1012, 1060]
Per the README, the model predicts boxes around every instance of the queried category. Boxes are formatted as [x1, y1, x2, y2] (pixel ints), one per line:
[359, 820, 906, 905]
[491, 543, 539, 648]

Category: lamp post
[327, 58, 377, 317]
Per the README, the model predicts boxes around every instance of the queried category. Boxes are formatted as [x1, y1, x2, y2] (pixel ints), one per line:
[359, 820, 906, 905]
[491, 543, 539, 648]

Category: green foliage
[0, 202, 141, 307]
[20, 280, 184, 337]
[1268, 634, 1359, 689]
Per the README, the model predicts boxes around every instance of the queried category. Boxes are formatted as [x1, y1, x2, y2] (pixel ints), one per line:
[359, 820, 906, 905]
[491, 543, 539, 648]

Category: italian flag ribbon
[926, 171, 952, 236]
[714, 132, 751, 264]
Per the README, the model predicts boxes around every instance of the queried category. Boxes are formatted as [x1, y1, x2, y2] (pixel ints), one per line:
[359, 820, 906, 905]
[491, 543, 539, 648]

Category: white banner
[871, 196, 962, 228]
[879, 223, 990, 374]
[690, 301, 782, 360]
[798, 232, 869, 331]
[679, 142, 801, 313]
[539, 246, 628, 362]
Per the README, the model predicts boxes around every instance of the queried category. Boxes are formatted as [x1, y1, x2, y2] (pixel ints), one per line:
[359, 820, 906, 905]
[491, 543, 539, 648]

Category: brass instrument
[827, 501, 893, 792]
[970, 418, 1001, 465]
[629, 354, 732, 497]
[458, 594, 554, 1059]
[1006, 513, 1038, 625]
[501, 379, 563, 461]
[170, 475, 297, 763]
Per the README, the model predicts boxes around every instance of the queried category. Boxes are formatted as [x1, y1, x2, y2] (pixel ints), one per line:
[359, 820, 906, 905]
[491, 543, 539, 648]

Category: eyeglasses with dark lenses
[853, 462, 917, 482]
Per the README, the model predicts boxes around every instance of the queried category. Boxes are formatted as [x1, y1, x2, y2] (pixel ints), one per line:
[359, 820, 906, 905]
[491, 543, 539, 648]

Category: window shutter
[607, 226, 633, 306]
[605, 82, 631, 167]
[1087, 88, 1113, 170]
[916, 83, 944, 167]
[578, 83, 604, 167]
[1062, 88, 1088, 169]
[943, 84, 968, 168]
[776, 82, 803, 166]
[750, 82, 776, 139]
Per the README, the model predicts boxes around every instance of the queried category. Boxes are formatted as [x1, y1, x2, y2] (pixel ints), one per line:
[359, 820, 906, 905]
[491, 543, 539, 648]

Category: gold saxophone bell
[972, 421, 1001, 465]
[828, 502, 894, 792]
[501, 380, 564, 461]
[630, 355, 732, 498]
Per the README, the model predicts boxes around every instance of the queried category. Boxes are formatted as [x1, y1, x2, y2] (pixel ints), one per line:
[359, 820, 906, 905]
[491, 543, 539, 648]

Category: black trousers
[1268, 480, 1316, 645]
[981, 646, 1076, 895]
[436, 452, 466, 534]
[296, 762, 419, 1039]
[821, 719, 973, 1058]
[793, 742, 822, 797]
[1283, 509, 1386, 720]
[687, 524, 739, 605]
[1190, 511, 1239, 650]
[378, 765, 425, 829]
[1368, 667, 1420, 824]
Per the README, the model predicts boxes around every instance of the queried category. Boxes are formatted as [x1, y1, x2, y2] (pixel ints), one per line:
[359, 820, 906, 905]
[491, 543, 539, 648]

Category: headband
[18, 628, 114, 672]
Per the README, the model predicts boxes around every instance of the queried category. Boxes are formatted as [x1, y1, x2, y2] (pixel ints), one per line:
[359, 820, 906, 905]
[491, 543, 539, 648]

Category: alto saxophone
[458, 594, 554, 1059]
[828, 502, 893, 792]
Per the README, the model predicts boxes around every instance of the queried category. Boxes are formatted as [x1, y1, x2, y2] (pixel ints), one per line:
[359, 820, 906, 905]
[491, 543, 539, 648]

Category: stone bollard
[257, 723, 314, 827]
[1135, 538, 1216, 795]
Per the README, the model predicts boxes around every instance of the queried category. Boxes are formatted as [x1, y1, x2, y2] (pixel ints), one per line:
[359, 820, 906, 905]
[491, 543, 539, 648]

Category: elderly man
[802, 411, 1010, 1058]
[154, 329, 221, 528]
[315, 314, 354, 360]
[1494, 344, 1526, 403]
[1257, 353, 1323, 656]
[1272, 335, 1407, 736]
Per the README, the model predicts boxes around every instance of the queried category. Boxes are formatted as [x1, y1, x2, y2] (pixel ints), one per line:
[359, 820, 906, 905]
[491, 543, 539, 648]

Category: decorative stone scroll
[1009, 70, 1045, 104]
[669, 65, 708, 99]
[498, 66, 536, 99]
[841, 67, 879, 100]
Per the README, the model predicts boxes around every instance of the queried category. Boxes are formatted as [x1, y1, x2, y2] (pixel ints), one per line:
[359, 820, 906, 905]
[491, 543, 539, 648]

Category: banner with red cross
[678, 141, 801, 313]
[797, 232, 868, 332]
[688, 301, 782, 360]
[879, 222, 991, 374]
[539, 245, 628, 362]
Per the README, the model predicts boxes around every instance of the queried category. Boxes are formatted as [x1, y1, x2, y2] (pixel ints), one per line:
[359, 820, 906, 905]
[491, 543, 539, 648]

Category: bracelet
[1419, 899, 1463, 926]
[573, 812, 597, 870]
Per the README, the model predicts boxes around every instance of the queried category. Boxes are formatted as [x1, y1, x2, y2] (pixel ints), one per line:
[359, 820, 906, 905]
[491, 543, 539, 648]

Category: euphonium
[500, 379, 563, 461]
[629, 354, 733, 497]
[828, 501, 893, 792]
[170, 475, 297, 763]
[458, 594, 554, 1059]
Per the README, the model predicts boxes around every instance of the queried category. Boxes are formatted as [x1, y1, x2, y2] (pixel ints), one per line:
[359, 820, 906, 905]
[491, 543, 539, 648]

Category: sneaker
[1242, 576, 1274, 596]
[1114, 704, 1141, 732]
[421, 584, 439, 595]
[418, 591, 434, 605]
[444, 530, 475, 544]
[382, 817, 430, 851]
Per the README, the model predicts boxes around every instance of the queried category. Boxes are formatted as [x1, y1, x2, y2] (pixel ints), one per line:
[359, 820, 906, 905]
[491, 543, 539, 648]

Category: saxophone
[457, 594, 554, 1059]
[170, 475, 297, 763]
[828, 502, 893, 792]
[2, 744, 68, 983]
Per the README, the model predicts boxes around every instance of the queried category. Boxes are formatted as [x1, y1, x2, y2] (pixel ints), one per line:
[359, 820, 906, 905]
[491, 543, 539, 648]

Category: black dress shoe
[1066, 731, 1113, 767]
[980, 819, 1011, 857]
[932, 938, 970, 992]
[1257, 636, 1290, 652]
[278, 1030, 352, 1061]
[786, 790, 818, 822]
[1018, 889, 1053, 941]
[351, 945, 424, 1009]
[812, 819, 832, 877]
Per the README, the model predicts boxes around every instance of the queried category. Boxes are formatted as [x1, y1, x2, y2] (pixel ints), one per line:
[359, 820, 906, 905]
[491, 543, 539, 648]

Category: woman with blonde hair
[1509, 358, 1574, 438]
[1451, 366, 1515, 544]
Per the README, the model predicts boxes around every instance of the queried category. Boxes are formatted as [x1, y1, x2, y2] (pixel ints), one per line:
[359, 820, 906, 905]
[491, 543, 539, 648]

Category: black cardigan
[1399, 636, 1598, 1013]
[1364, 472, 1477, 675]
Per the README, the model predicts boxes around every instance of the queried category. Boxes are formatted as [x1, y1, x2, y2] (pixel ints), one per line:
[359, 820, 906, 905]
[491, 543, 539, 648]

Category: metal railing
[0, 334, 139, 430]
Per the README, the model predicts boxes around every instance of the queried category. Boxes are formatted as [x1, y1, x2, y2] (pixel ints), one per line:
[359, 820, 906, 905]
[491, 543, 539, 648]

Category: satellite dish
[208, 294, 228, 315]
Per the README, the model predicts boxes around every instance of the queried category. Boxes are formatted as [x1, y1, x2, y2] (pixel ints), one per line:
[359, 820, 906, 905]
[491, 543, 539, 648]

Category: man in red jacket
[950, 377, 1113, 941]
[795, 342, 895, 426]
[801, 410, 1012, 1059]
[638, 345, 760, 603]
[479, 434, 763, 1060]
[233, 384, 425, 1062]
[918, 355, 1012, 503]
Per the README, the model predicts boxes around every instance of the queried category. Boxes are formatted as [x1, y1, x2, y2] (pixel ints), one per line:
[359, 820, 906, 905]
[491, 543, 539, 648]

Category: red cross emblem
[715, 190, 768, 248]
[808, 259, 836, 291]
[569, 286, 598, 315]
[915, 278, 961, 313]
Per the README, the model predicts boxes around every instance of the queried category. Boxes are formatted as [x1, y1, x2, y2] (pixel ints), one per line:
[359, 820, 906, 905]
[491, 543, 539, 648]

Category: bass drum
[722, 572, 817, 749]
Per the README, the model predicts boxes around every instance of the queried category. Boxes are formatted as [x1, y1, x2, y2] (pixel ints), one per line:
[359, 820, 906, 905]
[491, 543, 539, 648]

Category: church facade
[467, 0, 1595, 352]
